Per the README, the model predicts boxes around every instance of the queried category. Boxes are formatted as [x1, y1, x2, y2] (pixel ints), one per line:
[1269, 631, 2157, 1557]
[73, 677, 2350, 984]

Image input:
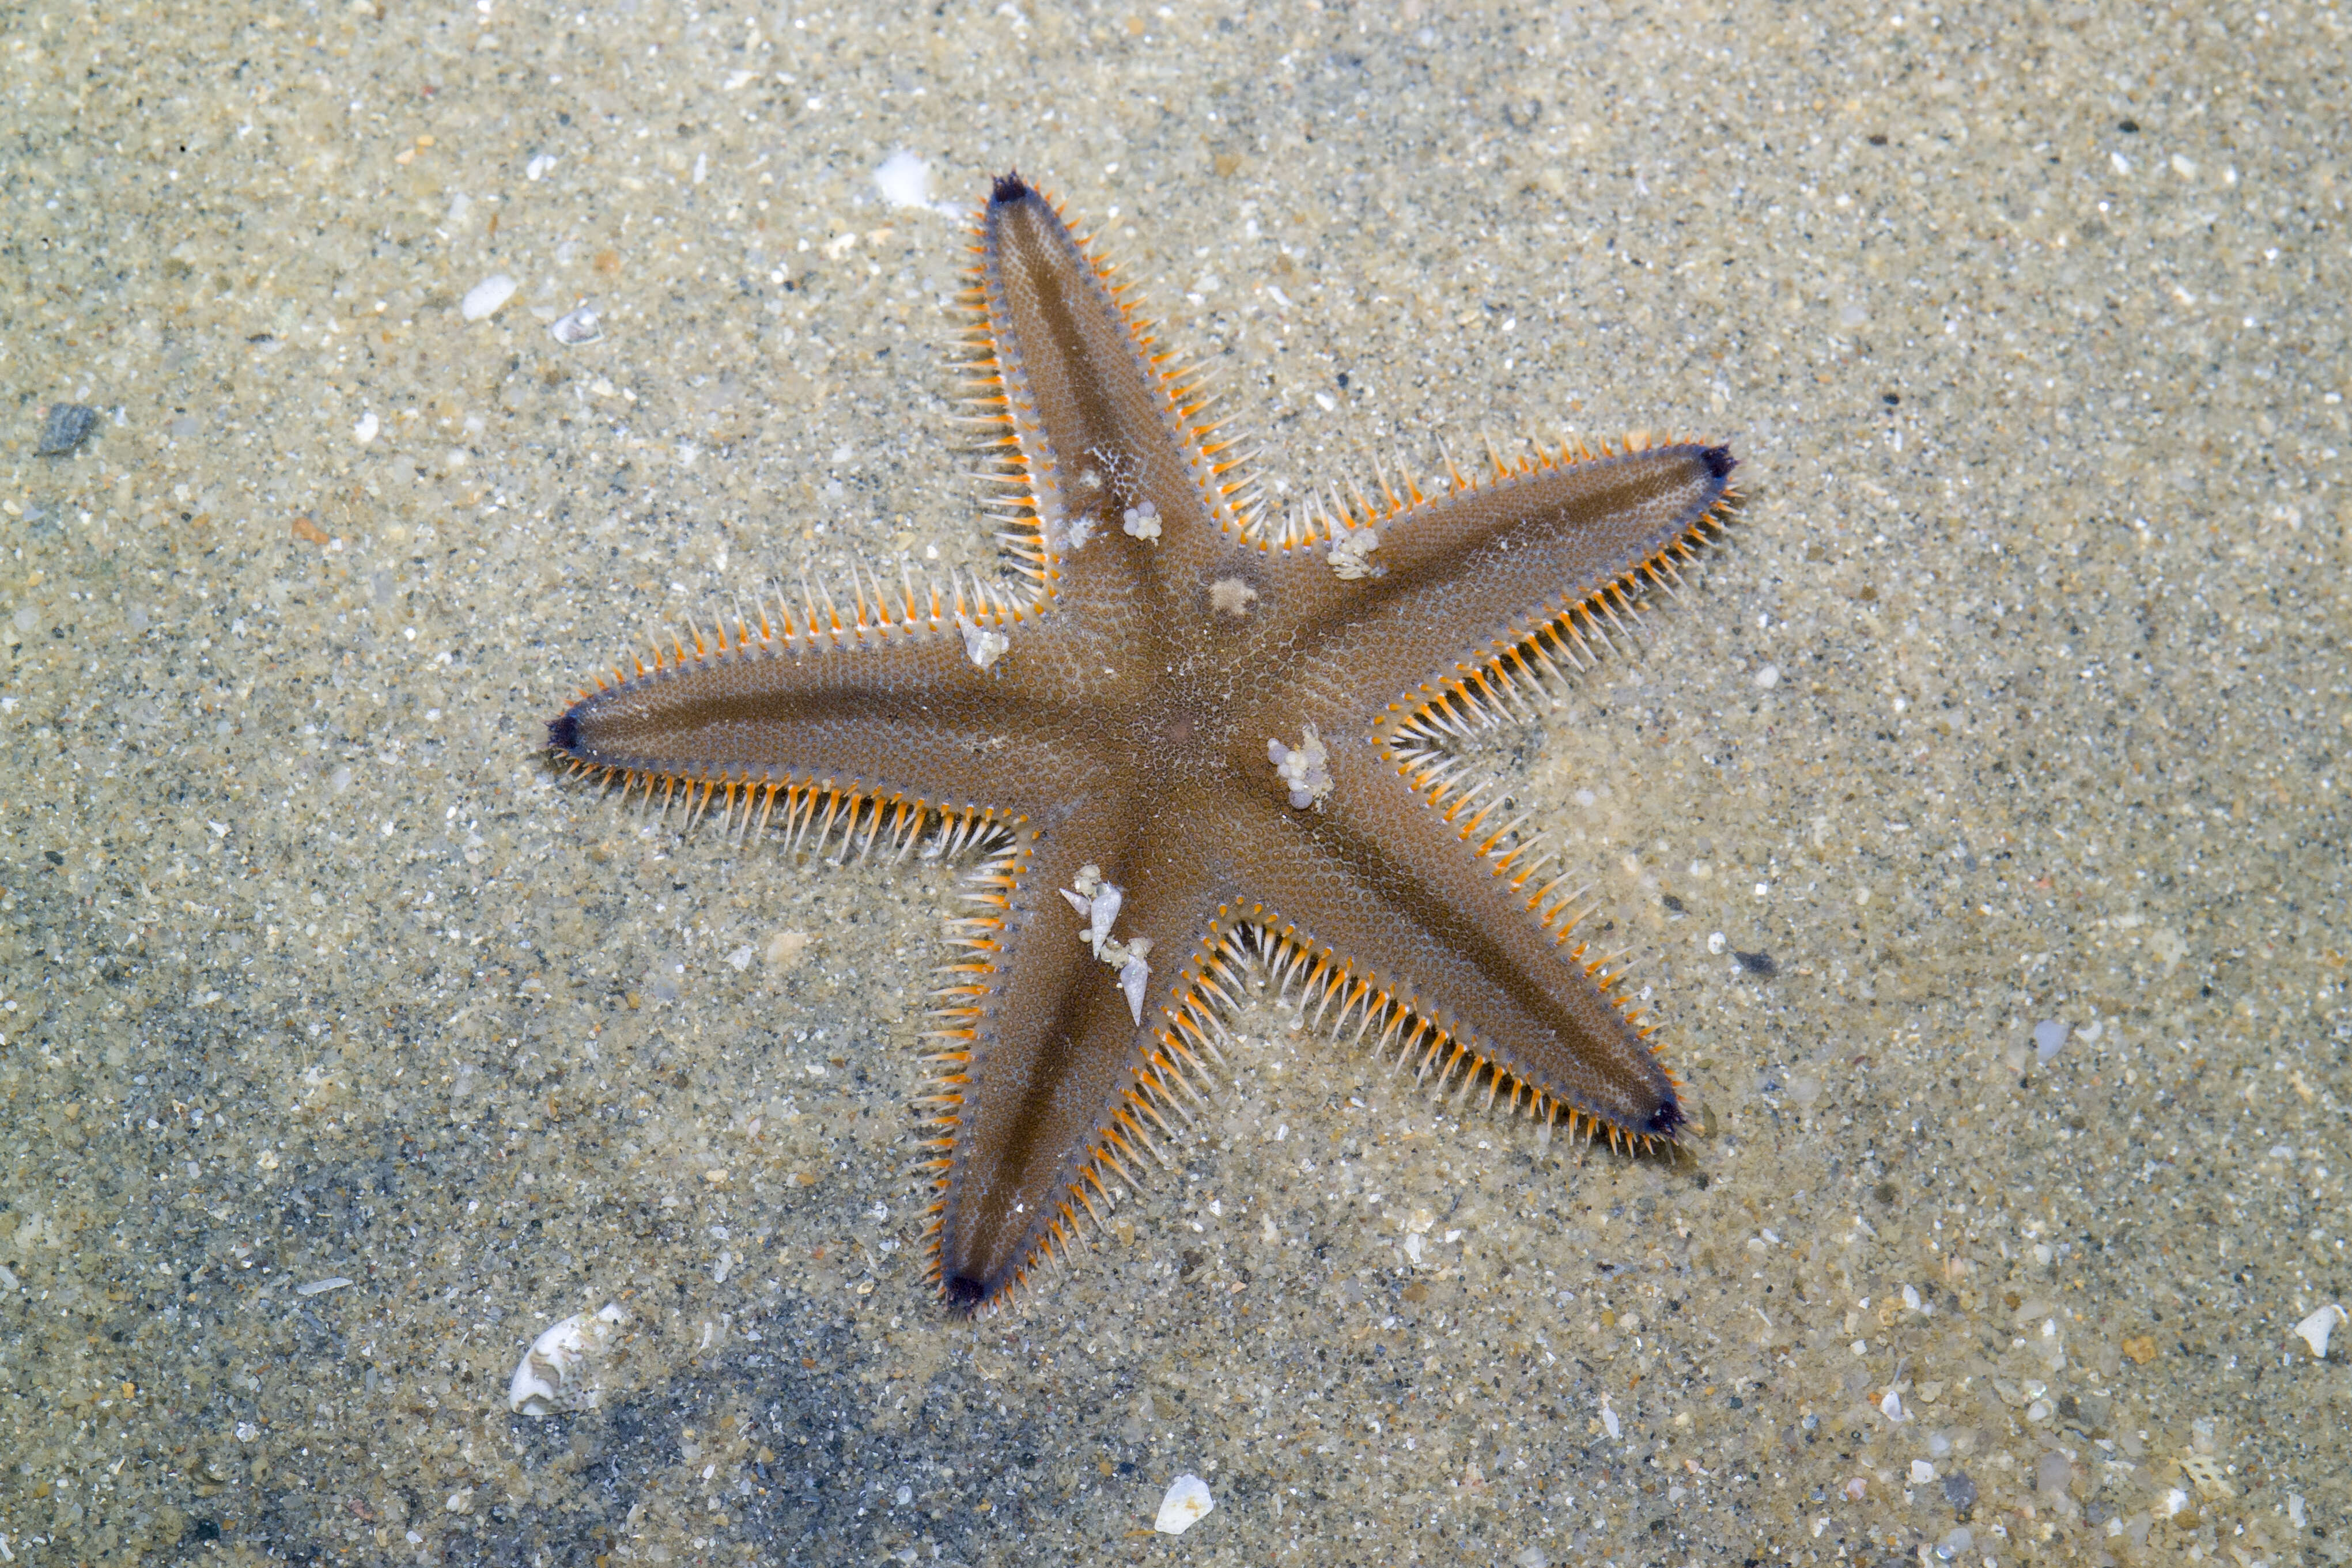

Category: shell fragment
[1154, 1473, 1214, 1535]
[2293, 1302, 2343, 1359]
[508, 1303, 628, 1415]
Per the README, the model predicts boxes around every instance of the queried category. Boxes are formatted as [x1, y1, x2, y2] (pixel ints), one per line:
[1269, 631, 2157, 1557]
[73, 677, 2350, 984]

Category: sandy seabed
[1, 1, 2346, 1564]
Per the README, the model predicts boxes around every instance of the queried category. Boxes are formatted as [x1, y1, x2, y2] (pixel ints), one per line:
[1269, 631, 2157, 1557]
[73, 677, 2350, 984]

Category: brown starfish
[547, 173, 1737, 1316]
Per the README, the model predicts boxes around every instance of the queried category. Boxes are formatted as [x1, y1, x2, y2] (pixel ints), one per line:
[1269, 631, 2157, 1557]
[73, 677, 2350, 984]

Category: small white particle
[959, 619, 1008, 672]
[1266, 725, 1334, 809]
[873, 149, 933, 209]
[2293, 1302, 2343, 1358]
[461, 274, 518, 322]
[353, 411, 379, 445]
[295, 1277, 351, 1297]
[1326, 527, 1382, 580]
[1117, 949, 1152, 1025]
[550, 305, 602, 345]
[1754, 663, 1780, 689]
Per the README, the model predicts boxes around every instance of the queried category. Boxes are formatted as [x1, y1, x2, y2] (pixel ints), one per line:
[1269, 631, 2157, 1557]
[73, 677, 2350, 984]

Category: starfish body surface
[548, 173, 1737, 1315]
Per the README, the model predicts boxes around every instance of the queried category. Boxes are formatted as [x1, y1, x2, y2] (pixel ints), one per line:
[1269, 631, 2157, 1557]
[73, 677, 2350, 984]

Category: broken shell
[508, 1303, 627, 1415]
[1154, 1473, 1213, 1535]
[2294, 1302, 2343, 1359]
[549, 305, 603, 345]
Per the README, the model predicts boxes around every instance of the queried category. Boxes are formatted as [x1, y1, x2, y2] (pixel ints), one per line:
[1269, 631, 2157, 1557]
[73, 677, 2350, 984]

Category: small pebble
[550, 305, 602, 345]
[1153, 1473, 1213, 1535]
[2033, 1018, 2069, 1063]
[35, 403, 98, 456]
[462, 273, 519, 321]
[1941, 1469, 1978, 1513]
[1935, 1525, 1973, 1561]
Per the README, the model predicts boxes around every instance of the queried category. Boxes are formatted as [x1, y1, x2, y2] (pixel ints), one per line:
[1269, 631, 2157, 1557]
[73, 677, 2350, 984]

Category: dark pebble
[1942, 1469, 1978, 1514]
[36, 403, 98, 456]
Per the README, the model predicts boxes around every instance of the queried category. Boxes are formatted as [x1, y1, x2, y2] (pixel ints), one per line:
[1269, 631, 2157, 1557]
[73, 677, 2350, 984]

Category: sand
[1, 1, 2345, 1563]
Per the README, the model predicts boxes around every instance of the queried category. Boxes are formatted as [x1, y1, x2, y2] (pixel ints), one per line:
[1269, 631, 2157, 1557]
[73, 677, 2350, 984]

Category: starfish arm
[546, 622, 1106, 821]
[1223, 741, 1679, 1141]
[974, 176, 1243, 624]
[1260, 442, 1735, 729]
[933, 809, 1234, 1312]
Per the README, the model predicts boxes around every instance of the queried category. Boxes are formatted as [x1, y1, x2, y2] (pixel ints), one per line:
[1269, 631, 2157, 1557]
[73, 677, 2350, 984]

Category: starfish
[547, 173, 1737, 1316]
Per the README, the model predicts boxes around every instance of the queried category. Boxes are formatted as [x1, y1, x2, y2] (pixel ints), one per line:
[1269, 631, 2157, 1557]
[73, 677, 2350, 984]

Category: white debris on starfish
[1061, 863, 1153, 1024]
[1121, 499, 1162, 540]
[1266, 724, 1333, 809]
[958, 616, 1009, 672]
[1325, 525, 1382, 580]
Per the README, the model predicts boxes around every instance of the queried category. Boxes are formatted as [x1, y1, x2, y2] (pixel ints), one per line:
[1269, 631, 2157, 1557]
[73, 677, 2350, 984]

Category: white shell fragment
[294, 1277, 351, 1297]
[549, 305, 602, 346]
[958, 617, 1009, 672]
[1153, 1473, 1214, 1535]
[1063, 863, 1152, 1024]
[1267, 725, 1333, 809]
[508, 1303, 627, 1415]
[1117, 950, 1152, 1025]
[2032, 1019, 2070, 1063]
[461, 273, 519, 322]
[2293, 1302, 2343, 1359]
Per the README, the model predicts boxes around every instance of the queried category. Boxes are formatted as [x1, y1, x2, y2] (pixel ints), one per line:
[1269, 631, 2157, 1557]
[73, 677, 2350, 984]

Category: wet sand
[1, 2, 2345, 1563]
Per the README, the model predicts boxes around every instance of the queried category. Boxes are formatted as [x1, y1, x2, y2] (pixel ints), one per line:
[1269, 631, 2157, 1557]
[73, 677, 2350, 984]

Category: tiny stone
[462, 273, 519, 321]
[35, 403, 99, 456]
[1941, 1469, 1978, 1514]
[550, 305, 603, 344]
